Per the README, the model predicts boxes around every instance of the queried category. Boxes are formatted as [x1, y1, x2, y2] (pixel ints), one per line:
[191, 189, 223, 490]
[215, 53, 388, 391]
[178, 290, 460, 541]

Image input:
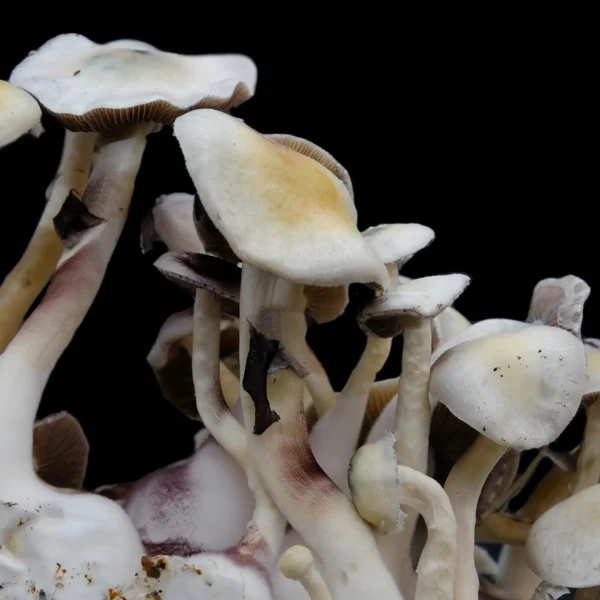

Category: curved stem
[573, 402, 600, 493]
[396, 465, 457, 600]
[311, 335, 392, 491]
[0, 131, 96, 351]
[475, 512, 531, 545]
[0, 128, 149, 482]
[392, 317, 434, 585]
[443, 435, 506, 600]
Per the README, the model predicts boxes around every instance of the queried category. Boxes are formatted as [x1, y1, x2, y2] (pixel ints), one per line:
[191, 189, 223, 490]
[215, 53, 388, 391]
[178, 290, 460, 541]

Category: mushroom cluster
[0, 33, 594, 600]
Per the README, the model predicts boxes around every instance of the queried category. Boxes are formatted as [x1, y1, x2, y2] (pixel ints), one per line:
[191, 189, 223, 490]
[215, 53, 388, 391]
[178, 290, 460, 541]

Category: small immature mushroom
[4, 33, 256, 357]
[32, 411, 89, 490]
[0, 79, 42, 148]
[348, 434, 457, 600]
[430, 324, 587, 600]
[531, 583, 570, 600]
[278, 545, 333, 600]
[526, 484, 600, 590]
[310, 223, 435, 491]
[174, 109, 387, 422]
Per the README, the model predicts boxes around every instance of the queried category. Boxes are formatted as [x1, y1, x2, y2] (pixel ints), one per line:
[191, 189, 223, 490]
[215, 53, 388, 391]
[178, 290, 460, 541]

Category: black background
[0, 15, 593, 503]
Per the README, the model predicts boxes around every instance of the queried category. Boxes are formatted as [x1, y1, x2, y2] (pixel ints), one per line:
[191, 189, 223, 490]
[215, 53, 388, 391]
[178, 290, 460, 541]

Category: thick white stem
[311, 335, 392, 491]
[392, 318, 434, 588]
[0, 129, 149, 482]
[239, 265, 402, 600]
[0, 131, 96, 351]
[443, 435, 506, 600]
[573, 402, 600, 493]
[395, 466, 457, 600]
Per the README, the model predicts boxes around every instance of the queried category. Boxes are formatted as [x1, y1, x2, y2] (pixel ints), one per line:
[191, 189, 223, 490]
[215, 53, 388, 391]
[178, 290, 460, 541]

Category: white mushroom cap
[429, 325, 588, 450]
[174, 109, 389, 289]
[362, 223, 435, 267]
[278, 545, 316, 580]
[526, 483, 600, 587]
[358, 273, 471, 337]
[141, 192, 204, 254]
[9, 33, 257, 131]
[348, 433, 404, 534]
[0, 80, 42, 148]
[430, 318, 528, 365]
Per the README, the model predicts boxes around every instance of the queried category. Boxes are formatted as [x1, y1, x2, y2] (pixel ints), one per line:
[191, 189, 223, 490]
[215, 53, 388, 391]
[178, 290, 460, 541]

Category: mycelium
[429, 323, 587, 600]
[3, 33, 256, 357]
[348, 434, 457, 600]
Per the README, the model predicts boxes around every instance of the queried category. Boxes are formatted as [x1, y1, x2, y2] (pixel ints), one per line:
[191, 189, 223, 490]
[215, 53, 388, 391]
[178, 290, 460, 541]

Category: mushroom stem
[392, 317, 434, 582]
[239, 267, 402, 600]
[311, 334, 392, 491]
[497, 544, 542, 600]
[573, 401, 600, 493]
[278, 545, 333, 600]
[192, 288, 248, 467]
[531, 582, 570, 600]
[475, 512, 531, 545]
[443, 434, 506, 600]
[0, 131, 96, 351]
[192, 286, 286, 559]
[397, 465, 457, 600]
[0, 127, 150, 481]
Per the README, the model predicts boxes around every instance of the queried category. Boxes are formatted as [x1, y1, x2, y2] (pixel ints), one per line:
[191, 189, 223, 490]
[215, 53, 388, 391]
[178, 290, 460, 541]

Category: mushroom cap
[0, 80, 42, 148]
[9, 33, 257, 131]
[429, 325, 588, 450]
[358, 273, 471, 337]
[173, 109, 389, 289]
[526, 274, 590, 338]
[278, 545, 315, 580]
[430, 318, 528, 365]
[348, 434, 405, 534]
[362, 223, 435, 267]
[141, 192, 204, 255]
[526, 484, 600, 587]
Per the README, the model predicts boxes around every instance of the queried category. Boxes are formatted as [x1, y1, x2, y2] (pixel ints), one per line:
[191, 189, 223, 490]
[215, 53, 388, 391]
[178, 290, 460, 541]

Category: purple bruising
[144, 538, 204, 558]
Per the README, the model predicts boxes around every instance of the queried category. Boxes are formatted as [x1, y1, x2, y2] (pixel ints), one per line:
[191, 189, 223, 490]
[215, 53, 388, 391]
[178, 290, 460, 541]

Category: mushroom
[310, 223, 435, 491]
[530, 583, 570, 599]
[0, 215, 145, 597]
[430, 324, 587, 599]
[4, 33, 256, 355]
[526, 484, 600, 591]
[32, 411, 89, 491]
[0, 79, 42, 148]
[278, 545, 333, 600]
[173, 110, 386, 419]
[348, 434, 457, 599]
